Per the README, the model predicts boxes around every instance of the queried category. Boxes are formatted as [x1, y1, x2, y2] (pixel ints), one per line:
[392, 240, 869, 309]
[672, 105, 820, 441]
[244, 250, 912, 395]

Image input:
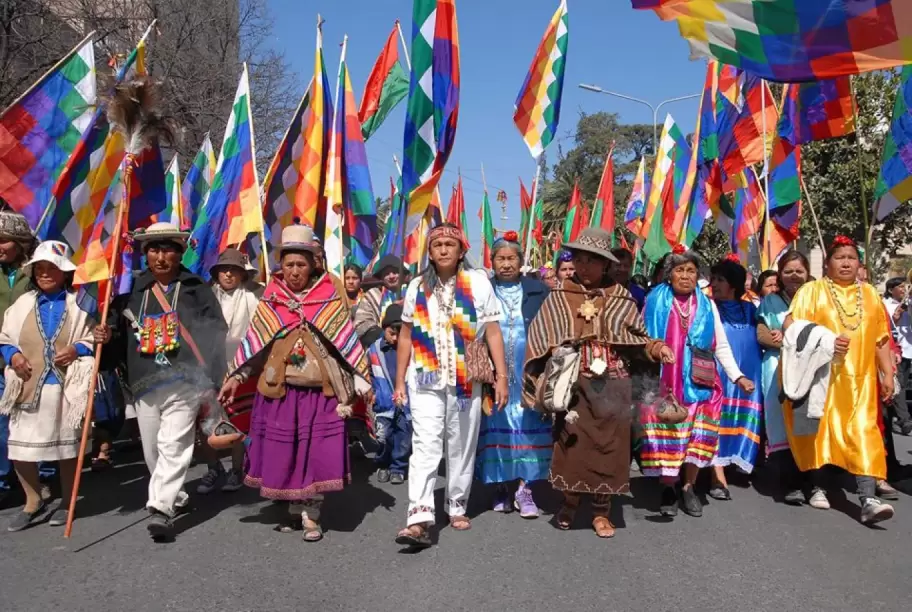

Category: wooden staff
[64, 155, 132, 538]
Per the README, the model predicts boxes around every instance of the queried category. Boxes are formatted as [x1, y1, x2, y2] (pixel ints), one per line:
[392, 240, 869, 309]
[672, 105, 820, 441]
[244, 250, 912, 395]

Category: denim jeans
[374, 410, 413, 475]
[856, 476, 876, 502]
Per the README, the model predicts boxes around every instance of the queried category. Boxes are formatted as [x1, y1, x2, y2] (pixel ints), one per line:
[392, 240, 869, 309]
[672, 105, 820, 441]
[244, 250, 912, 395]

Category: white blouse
[709, 300, 745, 383]
[401, 269, 502, 390]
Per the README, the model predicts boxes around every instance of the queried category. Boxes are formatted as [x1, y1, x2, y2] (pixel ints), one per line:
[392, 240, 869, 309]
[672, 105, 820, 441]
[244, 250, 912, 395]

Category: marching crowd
[0, 208, 908, 545]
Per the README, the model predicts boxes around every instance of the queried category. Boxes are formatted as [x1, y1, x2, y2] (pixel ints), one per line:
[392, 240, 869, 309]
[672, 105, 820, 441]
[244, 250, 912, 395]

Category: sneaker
[876, 480, 900, 501]
[196, 463, 224, 494]
[680, 486, 703, 517]
[376, 469, 391, 483]
[659, 486, 678, 517]
[860, 498, 894, 525]
[7, 503, 46, 532]
[492, 485, 511, 513]
[48, 508, 69, 527]
[783, 489, 805, 506]
[222, 468, 244, 493]
[147, 510, 174, 541]
[808, 488, 830, 510]
[514, 485, 540, 519]
[390, 472, 405, 485]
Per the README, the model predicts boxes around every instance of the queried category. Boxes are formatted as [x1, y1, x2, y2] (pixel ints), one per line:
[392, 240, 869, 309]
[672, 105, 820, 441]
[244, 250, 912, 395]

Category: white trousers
[135, 381, 202, 517]
[406, 384, 482, 527]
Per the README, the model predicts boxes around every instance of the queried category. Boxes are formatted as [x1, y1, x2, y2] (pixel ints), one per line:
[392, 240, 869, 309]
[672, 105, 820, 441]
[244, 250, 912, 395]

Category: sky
[267, 0, 706, 258]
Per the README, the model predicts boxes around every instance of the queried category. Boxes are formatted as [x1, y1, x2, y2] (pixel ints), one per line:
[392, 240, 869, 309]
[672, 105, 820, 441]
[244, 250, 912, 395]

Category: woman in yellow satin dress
[783, 236, 896, 526]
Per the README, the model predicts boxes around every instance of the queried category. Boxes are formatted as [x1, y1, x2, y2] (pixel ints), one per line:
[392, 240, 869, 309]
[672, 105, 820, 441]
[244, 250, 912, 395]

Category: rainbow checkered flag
[181, 134, 216, 230]
[633, 0, 912, 82]
[401, 0, 460, 237]
[513, 0, 569, 159]
[0, 34, 96, 229]
[875, 66, 912, 221]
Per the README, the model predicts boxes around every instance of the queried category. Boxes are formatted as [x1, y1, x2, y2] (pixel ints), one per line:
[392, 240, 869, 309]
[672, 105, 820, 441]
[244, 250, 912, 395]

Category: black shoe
[147, 510, 173, 541]
[390, 472, 405, 485]
[708, 485, 732, 501]
[901, 422, 912, 436]
[783, 489, 805, 506]
[376, 469, 391, 483]
[681, 487, 703, 517]
[659, 486, 678, 517]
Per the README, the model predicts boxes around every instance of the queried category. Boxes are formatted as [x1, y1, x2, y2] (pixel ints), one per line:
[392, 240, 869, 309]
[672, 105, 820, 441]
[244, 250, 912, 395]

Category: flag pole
[64, 155, 132, 538]
[850, 76, 873, 279]
[395, 20, 412, 72]
[241, 63, 270, 284]
[761, 79, 772, 268]
[0, 31, 97, 119]
[323, 36, 346, 279]
[523, 160, 543, 266]
[798, 174, 827, 257]
[392, 154, 406, 260]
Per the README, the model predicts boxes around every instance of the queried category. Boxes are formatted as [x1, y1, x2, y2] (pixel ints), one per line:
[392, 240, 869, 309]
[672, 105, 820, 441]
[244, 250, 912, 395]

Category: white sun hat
[22, 240, 77, 276]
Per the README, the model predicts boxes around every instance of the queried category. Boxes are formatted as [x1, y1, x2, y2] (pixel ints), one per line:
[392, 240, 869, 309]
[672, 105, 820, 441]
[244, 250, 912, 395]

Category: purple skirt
[244, 386, 350, 500]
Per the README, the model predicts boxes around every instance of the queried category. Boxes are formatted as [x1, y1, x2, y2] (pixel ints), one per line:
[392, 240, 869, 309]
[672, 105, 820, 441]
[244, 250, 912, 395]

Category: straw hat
[276, 224, 321, 259]
[133, 222, 190, 250]
[22, 240, 77, 276]
[562, 228, 619, 263]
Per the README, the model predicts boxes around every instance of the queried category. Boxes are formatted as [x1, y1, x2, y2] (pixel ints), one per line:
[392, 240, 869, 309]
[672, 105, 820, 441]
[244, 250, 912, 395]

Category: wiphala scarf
[411, 271, 476, 407]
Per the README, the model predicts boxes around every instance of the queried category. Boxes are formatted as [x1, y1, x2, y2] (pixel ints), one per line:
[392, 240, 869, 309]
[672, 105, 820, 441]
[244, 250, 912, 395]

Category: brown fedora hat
[563, 228, 619, 263]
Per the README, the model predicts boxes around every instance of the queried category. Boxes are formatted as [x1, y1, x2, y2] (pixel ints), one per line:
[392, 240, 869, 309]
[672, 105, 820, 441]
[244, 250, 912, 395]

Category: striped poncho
[522, 280, 658, 409]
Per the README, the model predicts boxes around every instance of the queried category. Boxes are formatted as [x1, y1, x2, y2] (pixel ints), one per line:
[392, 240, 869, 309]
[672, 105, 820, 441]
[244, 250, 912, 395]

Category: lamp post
[579, 84, 701, 155]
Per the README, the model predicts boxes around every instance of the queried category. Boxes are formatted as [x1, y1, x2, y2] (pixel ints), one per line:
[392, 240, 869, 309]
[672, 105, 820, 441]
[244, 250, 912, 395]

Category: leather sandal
[395, 524, 432, 548]
[302, 519, 323, 542]
[449, 515, 471, 531]
[592, 516, 616, 538]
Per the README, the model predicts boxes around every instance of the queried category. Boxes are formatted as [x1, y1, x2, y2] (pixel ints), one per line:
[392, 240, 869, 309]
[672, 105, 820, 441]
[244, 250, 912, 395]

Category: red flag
[519, 178, 532, 251]
[562, 179, 584, 243]
[446, 176, 467, 234]
[592, 145, 615, 236]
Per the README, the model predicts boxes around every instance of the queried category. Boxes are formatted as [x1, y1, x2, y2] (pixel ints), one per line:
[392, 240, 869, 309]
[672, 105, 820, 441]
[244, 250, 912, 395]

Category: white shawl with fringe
[0, 290, 95, 429]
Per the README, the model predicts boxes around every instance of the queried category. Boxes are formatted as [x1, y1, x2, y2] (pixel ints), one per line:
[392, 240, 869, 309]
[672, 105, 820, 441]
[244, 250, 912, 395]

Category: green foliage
[800, 70, 912, 278]
[540, 111, 654, 244]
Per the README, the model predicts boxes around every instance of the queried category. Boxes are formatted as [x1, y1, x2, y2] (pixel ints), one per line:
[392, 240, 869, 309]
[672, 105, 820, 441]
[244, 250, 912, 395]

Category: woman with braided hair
[781, 235, 897, 526]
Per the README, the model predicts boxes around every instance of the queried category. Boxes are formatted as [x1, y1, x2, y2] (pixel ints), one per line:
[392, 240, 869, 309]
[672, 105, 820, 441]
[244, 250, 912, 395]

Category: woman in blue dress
[709, 256, 763, 500]
[755, 250, 825, 506]
[476, 232, 550, 518]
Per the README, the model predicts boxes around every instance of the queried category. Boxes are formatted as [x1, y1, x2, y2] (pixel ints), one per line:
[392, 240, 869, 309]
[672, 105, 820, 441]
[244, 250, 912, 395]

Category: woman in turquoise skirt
[476, 233, 550, 518]
[756, 250, 819, 506]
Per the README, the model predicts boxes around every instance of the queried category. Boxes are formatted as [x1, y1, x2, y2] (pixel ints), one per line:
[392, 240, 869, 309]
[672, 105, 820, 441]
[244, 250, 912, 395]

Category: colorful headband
[428, 225, 468, 249]
[831, 234, 857, 249]
[672, 244, 687, 255]
[558, 250, 573, 263]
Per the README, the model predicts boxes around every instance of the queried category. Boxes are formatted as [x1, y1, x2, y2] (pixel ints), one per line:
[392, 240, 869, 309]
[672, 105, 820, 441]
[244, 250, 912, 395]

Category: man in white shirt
[392, 223, 509, 548]
[884, 277, 912, 436]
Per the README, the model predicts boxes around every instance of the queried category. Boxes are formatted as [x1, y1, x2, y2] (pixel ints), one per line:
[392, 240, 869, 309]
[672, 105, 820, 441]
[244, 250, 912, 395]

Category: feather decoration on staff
[65, 75, 177, 539]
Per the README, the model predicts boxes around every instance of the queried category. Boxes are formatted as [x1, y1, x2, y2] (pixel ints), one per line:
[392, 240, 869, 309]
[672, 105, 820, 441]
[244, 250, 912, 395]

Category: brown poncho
[522, 279, 662, 495]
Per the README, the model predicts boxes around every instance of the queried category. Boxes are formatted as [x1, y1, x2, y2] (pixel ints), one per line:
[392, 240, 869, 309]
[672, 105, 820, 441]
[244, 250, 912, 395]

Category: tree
[800, 70, 912, 279]
[540, 110, 655, 247]
[0, 0, 301, 176]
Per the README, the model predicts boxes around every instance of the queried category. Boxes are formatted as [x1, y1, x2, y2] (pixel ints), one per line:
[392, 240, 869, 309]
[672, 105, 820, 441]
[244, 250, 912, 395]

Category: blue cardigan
[518, 276, 549, 330]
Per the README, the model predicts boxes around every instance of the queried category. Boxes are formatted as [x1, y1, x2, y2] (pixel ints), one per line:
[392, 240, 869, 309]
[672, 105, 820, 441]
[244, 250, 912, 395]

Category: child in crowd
[370, 304, 411, 484]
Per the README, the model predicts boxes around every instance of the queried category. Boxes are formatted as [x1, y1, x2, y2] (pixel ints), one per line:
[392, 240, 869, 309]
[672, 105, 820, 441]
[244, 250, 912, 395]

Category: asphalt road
[1, 434, 911, 612]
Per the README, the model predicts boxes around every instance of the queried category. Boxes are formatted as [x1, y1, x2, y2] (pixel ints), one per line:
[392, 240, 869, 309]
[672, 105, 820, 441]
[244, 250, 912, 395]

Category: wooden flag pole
[850, 76, 874, 279]
[64, 155, 132, 538]
[243, 63, 270, 284]
[798, 174, 827, 257]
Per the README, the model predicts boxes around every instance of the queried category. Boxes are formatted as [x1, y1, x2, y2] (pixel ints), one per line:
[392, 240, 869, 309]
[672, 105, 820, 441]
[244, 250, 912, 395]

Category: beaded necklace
[824, 277, 863, 332]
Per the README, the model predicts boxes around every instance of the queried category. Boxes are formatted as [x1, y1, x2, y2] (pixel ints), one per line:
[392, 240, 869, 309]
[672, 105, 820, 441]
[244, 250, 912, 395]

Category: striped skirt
[639, 388, 723, 478]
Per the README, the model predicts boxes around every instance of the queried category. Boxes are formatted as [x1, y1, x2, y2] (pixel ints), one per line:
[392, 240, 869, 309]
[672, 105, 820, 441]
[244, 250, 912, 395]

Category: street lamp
[579, 84, 701, 155]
